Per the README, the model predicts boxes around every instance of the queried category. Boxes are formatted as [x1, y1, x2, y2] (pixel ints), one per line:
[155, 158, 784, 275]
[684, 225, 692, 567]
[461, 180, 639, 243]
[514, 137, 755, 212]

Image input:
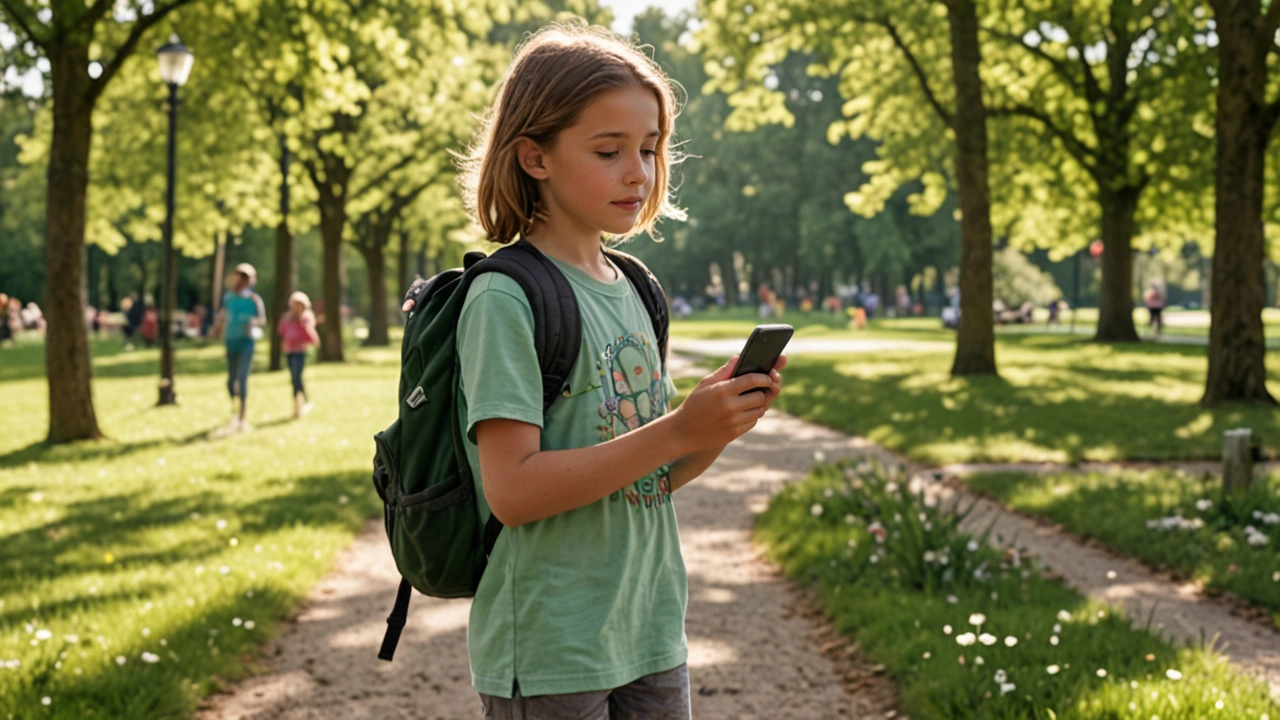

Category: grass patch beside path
[745, 335, 1280, 464]
[757, 461, 1280, 719]
[1, 339, 394, 718]
[967, 469, 1280, 628]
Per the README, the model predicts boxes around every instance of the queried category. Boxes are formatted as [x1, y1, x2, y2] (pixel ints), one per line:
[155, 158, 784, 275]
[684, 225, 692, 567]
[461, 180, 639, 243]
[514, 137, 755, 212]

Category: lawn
[670, 305, 1280, 344]
[757, 461, 1280, 718]
[967, 468, 1280, 628]
[676, 329, 1280, 464]
[0, 338, 394, 718]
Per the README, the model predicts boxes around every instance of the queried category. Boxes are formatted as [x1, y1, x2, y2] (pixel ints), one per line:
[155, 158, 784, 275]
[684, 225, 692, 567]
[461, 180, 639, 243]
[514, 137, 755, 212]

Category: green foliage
[968, 469, 1280, 628]
[992, 246, 1063, 306]
[758, 461, 1280, 718]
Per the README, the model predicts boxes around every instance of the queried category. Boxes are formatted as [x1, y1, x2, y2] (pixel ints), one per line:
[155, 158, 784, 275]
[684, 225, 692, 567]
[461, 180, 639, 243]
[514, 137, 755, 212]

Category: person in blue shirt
[213, 263, 266, 432]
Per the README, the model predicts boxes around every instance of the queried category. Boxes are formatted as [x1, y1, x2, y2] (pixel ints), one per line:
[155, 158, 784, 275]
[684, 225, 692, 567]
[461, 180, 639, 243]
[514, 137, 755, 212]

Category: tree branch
[880, 18, 953, 128]
[350, 147, 440, 203]
[989, 103, 1098, 172]
[0, 0, 48, 48]
[88, 0, 201, 104]
[982, 27, 1082, 92]
[78, 0, 115, 33]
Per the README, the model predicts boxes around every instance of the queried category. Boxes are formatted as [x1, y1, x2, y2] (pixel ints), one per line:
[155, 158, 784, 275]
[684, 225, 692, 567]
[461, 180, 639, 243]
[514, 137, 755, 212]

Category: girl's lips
[612, 200, 642, 211]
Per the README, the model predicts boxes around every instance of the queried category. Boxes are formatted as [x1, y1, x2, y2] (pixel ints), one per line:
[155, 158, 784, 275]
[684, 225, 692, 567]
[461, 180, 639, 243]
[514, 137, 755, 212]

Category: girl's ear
[516, 137, 550, 180]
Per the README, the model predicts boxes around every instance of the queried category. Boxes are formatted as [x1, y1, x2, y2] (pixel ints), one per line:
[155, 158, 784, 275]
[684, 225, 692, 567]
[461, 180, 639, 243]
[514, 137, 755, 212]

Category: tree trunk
[268, 138, 294, 372]
[1203, 0, 1276, 405]
[317, 197, 346, 362]
[1093, 187, 1141, 342]
[397, 224, 412, 306]
[44, 43, 103, 443]
[361, 237, 390, 347]
[946, 0, 997, 376]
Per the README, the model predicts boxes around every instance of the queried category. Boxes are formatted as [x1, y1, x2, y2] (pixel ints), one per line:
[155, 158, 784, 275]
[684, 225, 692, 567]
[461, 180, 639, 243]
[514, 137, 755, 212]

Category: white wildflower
[1096, 668, 1107, 678]
[1004, 636, 1017, 647]
[974, 655, 985, 665]
[999, 682, 1015, 695]
[1051, 635, 1059, 646]
[1195, 499, 1213, 512]
[946, 594, 958, 604]
[35, 629, 51, 641]
[1057, 610, 1071, 622]
[1166, 669, 1182, 680]
[140, 652, 160, 663]
[41, 697, 51, 706]
[943, 625, 953, 635]
[810, 504, 824, 517]
[994, 669, 1007, 683]
[923, 551, 937, 563]
[969, 613, 986, 626]
[1047, 664, 1060, 675]
[956, 632, 976, 647]
[216, 519, 227, 530]
[967, 540, 980, 552]
[978, 633, 997, 646]
[116, 656, 126, 665]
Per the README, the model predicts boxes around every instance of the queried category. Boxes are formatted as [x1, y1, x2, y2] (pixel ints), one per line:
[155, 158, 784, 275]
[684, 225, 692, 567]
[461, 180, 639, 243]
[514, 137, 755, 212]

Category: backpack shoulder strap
[604, 247, 669, 373]
[468, 239, 581, 413]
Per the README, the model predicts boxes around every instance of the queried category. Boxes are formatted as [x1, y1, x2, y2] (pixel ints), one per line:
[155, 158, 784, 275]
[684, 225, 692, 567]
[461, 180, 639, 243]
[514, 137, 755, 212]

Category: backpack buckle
[405, 386, 427, 408]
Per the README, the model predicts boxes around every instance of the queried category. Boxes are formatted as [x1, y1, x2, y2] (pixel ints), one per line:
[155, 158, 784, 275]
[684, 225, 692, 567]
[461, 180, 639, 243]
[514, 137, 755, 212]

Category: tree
[1201, 0, 1280, 405]
[982, 0, 1214, 342]
[699, 0, 999, 375]
[0, 0, 202, 441]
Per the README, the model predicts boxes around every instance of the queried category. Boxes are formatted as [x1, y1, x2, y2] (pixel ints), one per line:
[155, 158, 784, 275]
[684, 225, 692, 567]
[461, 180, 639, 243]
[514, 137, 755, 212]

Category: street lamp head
[156, 34, 194, 86]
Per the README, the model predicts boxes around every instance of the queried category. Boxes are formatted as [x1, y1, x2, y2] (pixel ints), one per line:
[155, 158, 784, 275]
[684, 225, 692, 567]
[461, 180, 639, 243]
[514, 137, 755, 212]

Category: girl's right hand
[672, 356, 772, 452]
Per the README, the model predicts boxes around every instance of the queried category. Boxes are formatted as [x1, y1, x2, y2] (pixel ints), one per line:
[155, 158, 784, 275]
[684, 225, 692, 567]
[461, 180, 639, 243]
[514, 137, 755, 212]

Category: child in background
[212, 263, 266, 432]
[453, 22, 785, 719]
[278, 291, 320, 418]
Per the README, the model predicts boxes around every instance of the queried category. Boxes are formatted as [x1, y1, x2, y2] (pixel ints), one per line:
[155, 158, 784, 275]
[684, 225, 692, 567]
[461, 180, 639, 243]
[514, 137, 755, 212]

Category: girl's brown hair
[459, 21, 685, 244]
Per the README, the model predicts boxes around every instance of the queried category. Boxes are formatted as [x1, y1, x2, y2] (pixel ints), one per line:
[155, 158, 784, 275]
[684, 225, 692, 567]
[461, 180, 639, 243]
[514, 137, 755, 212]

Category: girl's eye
[596, 151, 619, 159]
[641, 148, 657, 157]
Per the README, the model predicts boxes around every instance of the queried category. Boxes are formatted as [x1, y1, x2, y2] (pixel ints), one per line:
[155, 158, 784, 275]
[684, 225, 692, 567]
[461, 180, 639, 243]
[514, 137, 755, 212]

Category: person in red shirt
[277, 291, 320, 418]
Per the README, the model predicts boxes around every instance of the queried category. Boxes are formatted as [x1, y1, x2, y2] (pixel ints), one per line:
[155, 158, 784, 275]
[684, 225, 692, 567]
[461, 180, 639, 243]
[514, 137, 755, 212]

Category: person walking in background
[1144, 284, 1166, 338]
[278, 291, 320, 419]
[213, 263, 266, 432]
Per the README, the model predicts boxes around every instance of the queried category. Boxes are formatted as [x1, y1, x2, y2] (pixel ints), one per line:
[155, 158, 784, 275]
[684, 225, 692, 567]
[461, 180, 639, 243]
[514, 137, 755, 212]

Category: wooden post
[1223, 428, 1254, 495]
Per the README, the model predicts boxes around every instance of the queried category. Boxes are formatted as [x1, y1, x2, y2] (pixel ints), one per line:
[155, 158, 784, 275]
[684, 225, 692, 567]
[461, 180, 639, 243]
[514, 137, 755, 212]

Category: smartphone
[731, 324, 793, 391]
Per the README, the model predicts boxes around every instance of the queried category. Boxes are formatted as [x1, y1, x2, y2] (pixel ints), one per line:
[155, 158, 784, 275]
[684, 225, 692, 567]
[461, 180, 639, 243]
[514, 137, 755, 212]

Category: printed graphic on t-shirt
[593, 330, 671, 508]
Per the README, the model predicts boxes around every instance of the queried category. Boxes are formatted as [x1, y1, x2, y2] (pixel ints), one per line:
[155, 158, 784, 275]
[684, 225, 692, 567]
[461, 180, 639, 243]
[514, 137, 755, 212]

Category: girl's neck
[522, 222, 616, 282]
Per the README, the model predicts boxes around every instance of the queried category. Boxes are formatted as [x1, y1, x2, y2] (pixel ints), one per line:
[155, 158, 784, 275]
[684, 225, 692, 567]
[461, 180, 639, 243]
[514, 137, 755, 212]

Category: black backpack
[371, 238, 668, 661]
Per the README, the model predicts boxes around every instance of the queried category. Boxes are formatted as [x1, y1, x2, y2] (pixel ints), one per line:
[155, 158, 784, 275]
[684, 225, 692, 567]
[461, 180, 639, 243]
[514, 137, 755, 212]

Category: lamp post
[156, 34, 194, 406]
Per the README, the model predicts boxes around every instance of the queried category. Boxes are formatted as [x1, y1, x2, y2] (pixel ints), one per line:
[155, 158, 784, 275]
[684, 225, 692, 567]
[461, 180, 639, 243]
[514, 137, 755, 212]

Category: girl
[278, 291, 320, 418]
[213, 263, 266, 432]
[456, 23, 785, 719]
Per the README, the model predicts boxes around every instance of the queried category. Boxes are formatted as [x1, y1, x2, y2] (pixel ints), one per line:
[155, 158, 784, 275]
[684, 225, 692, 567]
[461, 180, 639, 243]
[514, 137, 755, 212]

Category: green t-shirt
[457, 254, 686, 698]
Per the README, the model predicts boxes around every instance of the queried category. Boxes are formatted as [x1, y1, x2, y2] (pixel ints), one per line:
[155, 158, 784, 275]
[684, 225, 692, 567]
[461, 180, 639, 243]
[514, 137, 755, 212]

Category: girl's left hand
[760, 354, 787, 414]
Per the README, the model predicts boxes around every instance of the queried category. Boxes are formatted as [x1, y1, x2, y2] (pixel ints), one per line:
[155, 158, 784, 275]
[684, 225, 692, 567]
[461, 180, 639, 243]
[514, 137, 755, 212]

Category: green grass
[670, 306, 1280, 345]
[0, 338, 394, 718]
[729, 334, 1280, 464]
[757, 461, 1280, 719]
[967, 469, 1280, 628]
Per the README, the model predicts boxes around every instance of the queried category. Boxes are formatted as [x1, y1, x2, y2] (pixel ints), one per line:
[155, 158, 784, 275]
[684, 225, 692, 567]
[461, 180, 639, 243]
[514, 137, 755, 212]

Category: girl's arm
[211, 308, 226, 339]
[477, 360, 773, 528]
[303, 310, 320, 344]
[668, 355, 786, 491]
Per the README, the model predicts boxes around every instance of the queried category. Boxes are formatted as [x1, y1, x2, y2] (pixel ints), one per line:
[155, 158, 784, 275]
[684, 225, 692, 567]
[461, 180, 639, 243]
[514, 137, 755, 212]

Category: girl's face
[290, 300, 305, 315]
[527, 86, 660, 240]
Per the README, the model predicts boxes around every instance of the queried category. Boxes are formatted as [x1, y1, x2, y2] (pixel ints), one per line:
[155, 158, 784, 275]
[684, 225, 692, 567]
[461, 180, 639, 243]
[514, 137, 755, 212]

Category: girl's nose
[623, 152, 650, 186]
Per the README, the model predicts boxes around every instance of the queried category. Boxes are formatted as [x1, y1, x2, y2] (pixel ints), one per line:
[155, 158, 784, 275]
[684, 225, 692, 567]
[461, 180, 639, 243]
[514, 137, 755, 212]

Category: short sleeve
[457, 274, 544, 442]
